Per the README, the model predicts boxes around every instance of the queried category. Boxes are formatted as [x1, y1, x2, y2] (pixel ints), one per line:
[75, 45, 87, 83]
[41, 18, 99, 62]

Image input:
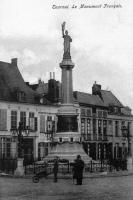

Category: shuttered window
[20, 111, 26, 129]
[0, 109, 7, 131]
[11, 111, 17, 129]
[40, 115, 45, 133]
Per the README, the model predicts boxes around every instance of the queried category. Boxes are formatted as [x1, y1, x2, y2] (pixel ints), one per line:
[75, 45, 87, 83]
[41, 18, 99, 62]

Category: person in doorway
[53, 156, 59, 182]
[73, 155, 85, 185]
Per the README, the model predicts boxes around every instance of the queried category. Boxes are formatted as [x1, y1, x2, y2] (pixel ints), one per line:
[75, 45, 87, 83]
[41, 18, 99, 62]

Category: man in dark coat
[53, 156, 59, 182]
[73, 155, 85, 185]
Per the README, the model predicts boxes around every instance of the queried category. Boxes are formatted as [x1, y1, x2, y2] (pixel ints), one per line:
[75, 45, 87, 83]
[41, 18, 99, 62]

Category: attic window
[81, 109, 85, 116]
[17, 91, 26, 102]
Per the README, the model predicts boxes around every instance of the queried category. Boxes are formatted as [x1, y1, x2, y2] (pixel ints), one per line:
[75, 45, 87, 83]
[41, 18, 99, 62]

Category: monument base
[127, 157, 133, 171]
[14, 158, 24, 176]
[46, 142, 91, 163]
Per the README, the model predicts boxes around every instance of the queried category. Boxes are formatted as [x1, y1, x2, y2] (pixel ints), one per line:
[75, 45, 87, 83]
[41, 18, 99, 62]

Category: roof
[101, 90, 123, 107]
[74, 90, 124, 108]
[73, 91, 105, 107]
[0, 59, 40, 103]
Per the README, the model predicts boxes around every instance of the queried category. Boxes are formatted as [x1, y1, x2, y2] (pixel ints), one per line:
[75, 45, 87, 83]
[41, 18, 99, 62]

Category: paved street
[0, 175, 133, 200]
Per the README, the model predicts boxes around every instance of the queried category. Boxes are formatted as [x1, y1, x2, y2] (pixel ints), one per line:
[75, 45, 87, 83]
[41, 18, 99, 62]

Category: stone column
[60, 59, 74, 104]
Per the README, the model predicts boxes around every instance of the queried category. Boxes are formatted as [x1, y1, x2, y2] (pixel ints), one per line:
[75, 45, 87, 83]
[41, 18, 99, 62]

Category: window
[103, 120, 107, 136]
[0, 109, 7, 131]
[98, 120, 102, 134]
[17, 91, 26, 102]
[20, 112, 26, 129]
[81, 118, 85, 134]
[29, 112, 34, 118]
[92, 107, 96, 114]
[47, 116, 52, 133]
[87, 119, 91, 134]
[98, 110, 102, 118]
[86, 109, 91, 116]
[29, 112, 34, 131]
[108, 120, 113, 136]
[103, 111, 107, 118]
[93, 119, 96, 134]
[29, 112, 38, 131]
[81, 109, 85, 116]
[115, 121, 119, 137]
[98, 120, 102, 140]
[0, 138, 12, 158]
[93, 119, 97, 140]
[40, 115, 45, 133]
[114, 143, 119, 159]
[87, 119, 91, 140]
[34, 117, 38, 131]
[11, 111, 17, 129]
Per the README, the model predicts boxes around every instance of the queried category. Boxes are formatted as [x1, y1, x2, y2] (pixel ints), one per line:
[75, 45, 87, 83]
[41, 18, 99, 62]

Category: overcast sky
[0, 0, 133, 109]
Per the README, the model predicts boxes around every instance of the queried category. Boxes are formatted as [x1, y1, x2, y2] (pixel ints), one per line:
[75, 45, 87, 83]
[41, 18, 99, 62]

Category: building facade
[0, 58, 133, 163]
[74, 82, 133, 161]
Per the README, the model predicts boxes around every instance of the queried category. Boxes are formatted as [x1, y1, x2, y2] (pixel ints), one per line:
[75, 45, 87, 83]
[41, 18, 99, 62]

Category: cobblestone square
[1, 175, 133, 200]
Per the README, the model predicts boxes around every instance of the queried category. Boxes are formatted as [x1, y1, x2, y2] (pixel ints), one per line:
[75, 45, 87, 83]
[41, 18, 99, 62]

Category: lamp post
[10, 122, 30, 176]
[121, 124, 132, 170]
[11, 122, 30, 158]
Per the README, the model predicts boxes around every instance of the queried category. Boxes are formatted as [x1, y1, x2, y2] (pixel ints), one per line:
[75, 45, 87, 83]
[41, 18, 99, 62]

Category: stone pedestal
[11, 141, 17, 158]
[46, 142, 91, 163]
[127, 157, 133, 171]
[14, 158, 24, 176]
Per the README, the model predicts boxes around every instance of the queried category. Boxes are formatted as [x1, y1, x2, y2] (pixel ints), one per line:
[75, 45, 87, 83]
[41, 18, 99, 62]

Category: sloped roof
[74, 90, 124, 108]
[101, 90, 123, 107]
[73, 91, 105, 107]
[0, 59, 39, 103]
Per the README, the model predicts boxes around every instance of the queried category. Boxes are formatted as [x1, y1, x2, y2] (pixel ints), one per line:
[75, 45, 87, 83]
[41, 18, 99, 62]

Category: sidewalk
[1, 170, 133, 179]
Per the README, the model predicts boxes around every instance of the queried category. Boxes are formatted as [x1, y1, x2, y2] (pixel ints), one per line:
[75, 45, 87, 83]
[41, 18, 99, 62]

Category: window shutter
[40, 115, 45, 133]
[0, 109, 7, 130]
[34, 117, 38, 131]
[29, 117, 35, 130]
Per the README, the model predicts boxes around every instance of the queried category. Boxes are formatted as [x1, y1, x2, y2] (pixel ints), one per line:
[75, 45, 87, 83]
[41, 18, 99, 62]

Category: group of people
[53, 155, 85, 185]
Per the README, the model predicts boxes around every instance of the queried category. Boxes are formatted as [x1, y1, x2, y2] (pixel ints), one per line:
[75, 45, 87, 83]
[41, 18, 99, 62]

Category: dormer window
[19, 91, 26, 102]
[14, 88, 26, 102]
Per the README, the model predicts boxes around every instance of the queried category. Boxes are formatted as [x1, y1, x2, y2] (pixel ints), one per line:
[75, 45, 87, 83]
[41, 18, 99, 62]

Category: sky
[0, 0, 133, 109]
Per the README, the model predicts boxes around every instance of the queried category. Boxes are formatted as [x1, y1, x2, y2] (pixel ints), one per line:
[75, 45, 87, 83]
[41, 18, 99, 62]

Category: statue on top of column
[62, 22, 72, 59]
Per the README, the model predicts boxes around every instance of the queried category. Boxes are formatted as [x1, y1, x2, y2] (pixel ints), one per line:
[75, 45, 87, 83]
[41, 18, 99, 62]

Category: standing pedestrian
[73, 155, 84, 185]
[53, 156, 59, 182]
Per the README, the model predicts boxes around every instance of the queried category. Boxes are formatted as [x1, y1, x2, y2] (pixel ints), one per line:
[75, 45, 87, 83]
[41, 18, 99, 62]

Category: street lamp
[10, 122, 30, 158]
[121, 123, 132, 170]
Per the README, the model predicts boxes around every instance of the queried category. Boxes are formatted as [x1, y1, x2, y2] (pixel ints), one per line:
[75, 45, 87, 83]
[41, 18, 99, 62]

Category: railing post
[68, 162, 69, 173]
[100, 160, 103, 172]
[90, 160, 93, 173]
[33, 162, 36, 174]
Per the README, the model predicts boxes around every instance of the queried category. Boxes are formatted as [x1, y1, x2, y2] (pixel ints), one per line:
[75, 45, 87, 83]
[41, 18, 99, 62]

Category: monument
[47, 22, 91, 163]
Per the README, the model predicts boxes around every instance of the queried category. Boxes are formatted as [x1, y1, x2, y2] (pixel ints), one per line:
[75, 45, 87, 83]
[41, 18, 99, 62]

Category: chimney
[50, 72, 52, 79]
[92, 81, 101, 95]
[11, 58, 17, 66]
[38, 78, 42, 84]
[53, 72, 55, 79]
